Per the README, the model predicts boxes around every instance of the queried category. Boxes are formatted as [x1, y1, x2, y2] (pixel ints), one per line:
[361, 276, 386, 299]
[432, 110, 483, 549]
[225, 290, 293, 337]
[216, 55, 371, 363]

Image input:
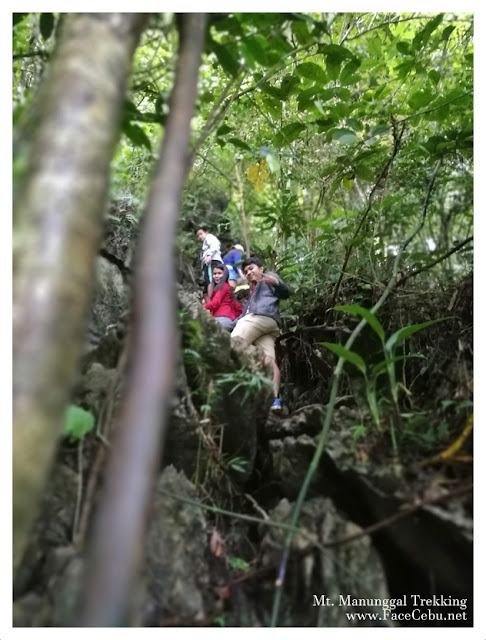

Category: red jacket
[204, 282, 242, 320]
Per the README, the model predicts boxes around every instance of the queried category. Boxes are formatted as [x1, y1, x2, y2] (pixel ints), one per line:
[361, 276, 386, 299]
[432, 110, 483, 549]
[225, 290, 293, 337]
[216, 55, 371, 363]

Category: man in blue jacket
[231, 256, 290, 412]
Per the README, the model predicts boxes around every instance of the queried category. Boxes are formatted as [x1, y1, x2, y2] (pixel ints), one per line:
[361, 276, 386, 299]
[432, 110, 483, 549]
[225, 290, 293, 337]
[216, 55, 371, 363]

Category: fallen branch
[278, 324, 351, 343]
[323, 483, 472, 549]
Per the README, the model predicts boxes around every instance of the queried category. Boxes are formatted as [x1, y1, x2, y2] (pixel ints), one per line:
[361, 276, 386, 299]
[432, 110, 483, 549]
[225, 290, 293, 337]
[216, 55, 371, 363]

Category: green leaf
[212, 42, 240, 77]
[123, 100, 165, 125]
[321, 342, 366, 375]
[216, 124, 233, 136]
[292, 20, 313, 45]
[211, 15, 244, 36]
[265, 152, 280, 174]
[298, 87, 333, 110]
[227, 138, 252, 151]
[340, 58, 361, 84]
[367, 35, 382, 57]
[274, 122, 306, 147]
[261, 82, 284, 100]
[355, 163, 374, 181]
[385, 318, 447, 353]
[295, 62, 327, 83]
[346, 117, 362, 132]
[262, 96, 282, 119]
[280, 74, 301, 99]
[242, 35, 269, 66]
[394, 59, 415, 79]
[321, 163, 337, 176]
[369, 124, 390, 137]
[342, 176, 354, 191]
[428, 69, 441, 86]
[229, 556, 250, 571]
[332, 128, 357, 144]
[321, 44, 355, 61]
[396, 41, 411, 55]
[40, 13, 55, 41]
[413, 14, 444, 50]
[334, 304, 385, 342]
[372, 354, 425, 377]
[123, 123, 151, 151]
[63, 405, 95, 442]
[325, 56, 342, 81]
[441, 25, 455, 41]
[408, 89, 433, 110]
[315, 117, 335, 131]
[13, 13, 29, 26]
[351, 424, 367, 441]
[341, 73, 361, 87]
[268, 35, 294, 57]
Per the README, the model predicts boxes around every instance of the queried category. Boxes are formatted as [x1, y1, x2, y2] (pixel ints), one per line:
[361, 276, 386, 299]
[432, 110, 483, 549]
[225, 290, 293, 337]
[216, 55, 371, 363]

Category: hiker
[231, 256, 290, 412]
[203, 264, 242, 331]
[223, 243, 245, 289]
[196, 226, 222, 303]
[234, 282, 251, 305]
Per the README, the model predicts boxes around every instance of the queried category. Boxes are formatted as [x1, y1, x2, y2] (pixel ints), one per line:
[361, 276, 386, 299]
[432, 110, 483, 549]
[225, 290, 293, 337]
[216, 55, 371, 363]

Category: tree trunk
[78, 13, 207, 626]
[13, 12, 147, 571]
[235, 162, 250, 255]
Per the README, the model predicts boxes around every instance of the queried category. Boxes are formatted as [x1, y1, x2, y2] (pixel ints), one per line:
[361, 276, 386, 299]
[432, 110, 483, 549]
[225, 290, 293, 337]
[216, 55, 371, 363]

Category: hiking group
[196, 226, 289, 413]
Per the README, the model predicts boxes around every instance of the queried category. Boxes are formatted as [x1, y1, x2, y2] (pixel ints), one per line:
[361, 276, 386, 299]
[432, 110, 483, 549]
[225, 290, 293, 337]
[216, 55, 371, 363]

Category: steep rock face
[14, 464, 79, 600]
[86, 204, 137, 344]
[258, 498, 391, 627]
[88, 255, 128, 344]
[264, 403, 473, 625]
[141, 466, 213, 625]
[14, 223, 472, 626]
[175, 285, 273, 481]
[13, 277, 276, 626]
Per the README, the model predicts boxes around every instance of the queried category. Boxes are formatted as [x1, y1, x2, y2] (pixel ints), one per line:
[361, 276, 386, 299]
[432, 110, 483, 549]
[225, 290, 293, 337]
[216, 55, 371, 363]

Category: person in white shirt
[196, 226, 222, 302]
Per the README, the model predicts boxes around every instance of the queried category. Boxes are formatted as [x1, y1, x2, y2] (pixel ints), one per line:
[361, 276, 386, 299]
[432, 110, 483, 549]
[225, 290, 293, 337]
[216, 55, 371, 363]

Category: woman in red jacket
[204, 264, 242, 331]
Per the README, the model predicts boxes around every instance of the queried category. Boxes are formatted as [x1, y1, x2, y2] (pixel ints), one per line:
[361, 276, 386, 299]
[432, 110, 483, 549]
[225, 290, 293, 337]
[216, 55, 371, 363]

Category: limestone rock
[141, 465, 213, 625]
[260, 497, 391, 627]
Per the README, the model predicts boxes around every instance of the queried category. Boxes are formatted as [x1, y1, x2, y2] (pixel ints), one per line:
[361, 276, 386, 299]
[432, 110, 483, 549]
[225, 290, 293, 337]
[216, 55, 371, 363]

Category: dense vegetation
[13, 12, 473, 628]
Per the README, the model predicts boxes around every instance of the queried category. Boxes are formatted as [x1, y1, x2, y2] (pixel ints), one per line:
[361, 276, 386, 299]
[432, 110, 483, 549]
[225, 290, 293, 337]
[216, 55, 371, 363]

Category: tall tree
[13, 13, 147, 570]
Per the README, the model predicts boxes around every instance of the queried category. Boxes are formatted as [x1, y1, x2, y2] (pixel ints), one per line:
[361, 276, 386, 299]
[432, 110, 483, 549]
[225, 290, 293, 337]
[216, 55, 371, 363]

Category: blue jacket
[223, 249, 242, 267]
[238, 271, 289, 326]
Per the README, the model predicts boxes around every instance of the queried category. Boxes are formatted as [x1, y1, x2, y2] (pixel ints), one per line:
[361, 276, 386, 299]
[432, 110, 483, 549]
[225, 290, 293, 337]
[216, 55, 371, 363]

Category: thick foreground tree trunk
[13, 13, 147, 570]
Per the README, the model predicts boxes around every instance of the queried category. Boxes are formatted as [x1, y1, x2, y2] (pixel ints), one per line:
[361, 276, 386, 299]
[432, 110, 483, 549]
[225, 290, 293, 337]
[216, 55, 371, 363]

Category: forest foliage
[12, 12, 473, 626]
[14, 12, 473, 309]
[12, 6, 474, 528]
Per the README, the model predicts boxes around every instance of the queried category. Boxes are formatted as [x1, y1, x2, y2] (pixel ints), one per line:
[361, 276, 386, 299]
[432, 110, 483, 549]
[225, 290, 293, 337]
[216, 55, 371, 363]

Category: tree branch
[189, 71, 245, 166]
[324, 483, 472, 548]
[78, 14, 207, 627]
[397, 235, 473, 286]
[330, 122, 406, 307]
[13, 50, 50, 60]
[193, 151, 236, 186]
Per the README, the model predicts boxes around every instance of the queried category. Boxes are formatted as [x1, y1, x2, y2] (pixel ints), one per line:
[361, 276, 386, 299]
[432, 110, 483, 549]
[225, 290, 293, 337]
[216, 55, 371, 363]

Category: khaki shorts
[231, 313, 279, 360]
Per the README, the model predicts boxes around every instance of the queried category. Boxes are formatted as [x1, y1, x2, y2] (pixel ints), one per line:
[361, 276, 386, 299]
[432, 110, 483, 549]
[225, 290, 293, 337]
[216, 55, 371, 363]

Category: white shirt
[200, 233, 222, 265]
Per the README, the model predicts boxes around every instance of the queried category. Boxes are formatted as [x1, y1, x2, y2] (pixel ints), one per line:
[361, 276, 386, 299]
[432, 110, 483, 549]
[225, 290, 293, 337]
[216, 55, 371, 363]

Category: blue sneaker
[271, 398, 282, 412]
